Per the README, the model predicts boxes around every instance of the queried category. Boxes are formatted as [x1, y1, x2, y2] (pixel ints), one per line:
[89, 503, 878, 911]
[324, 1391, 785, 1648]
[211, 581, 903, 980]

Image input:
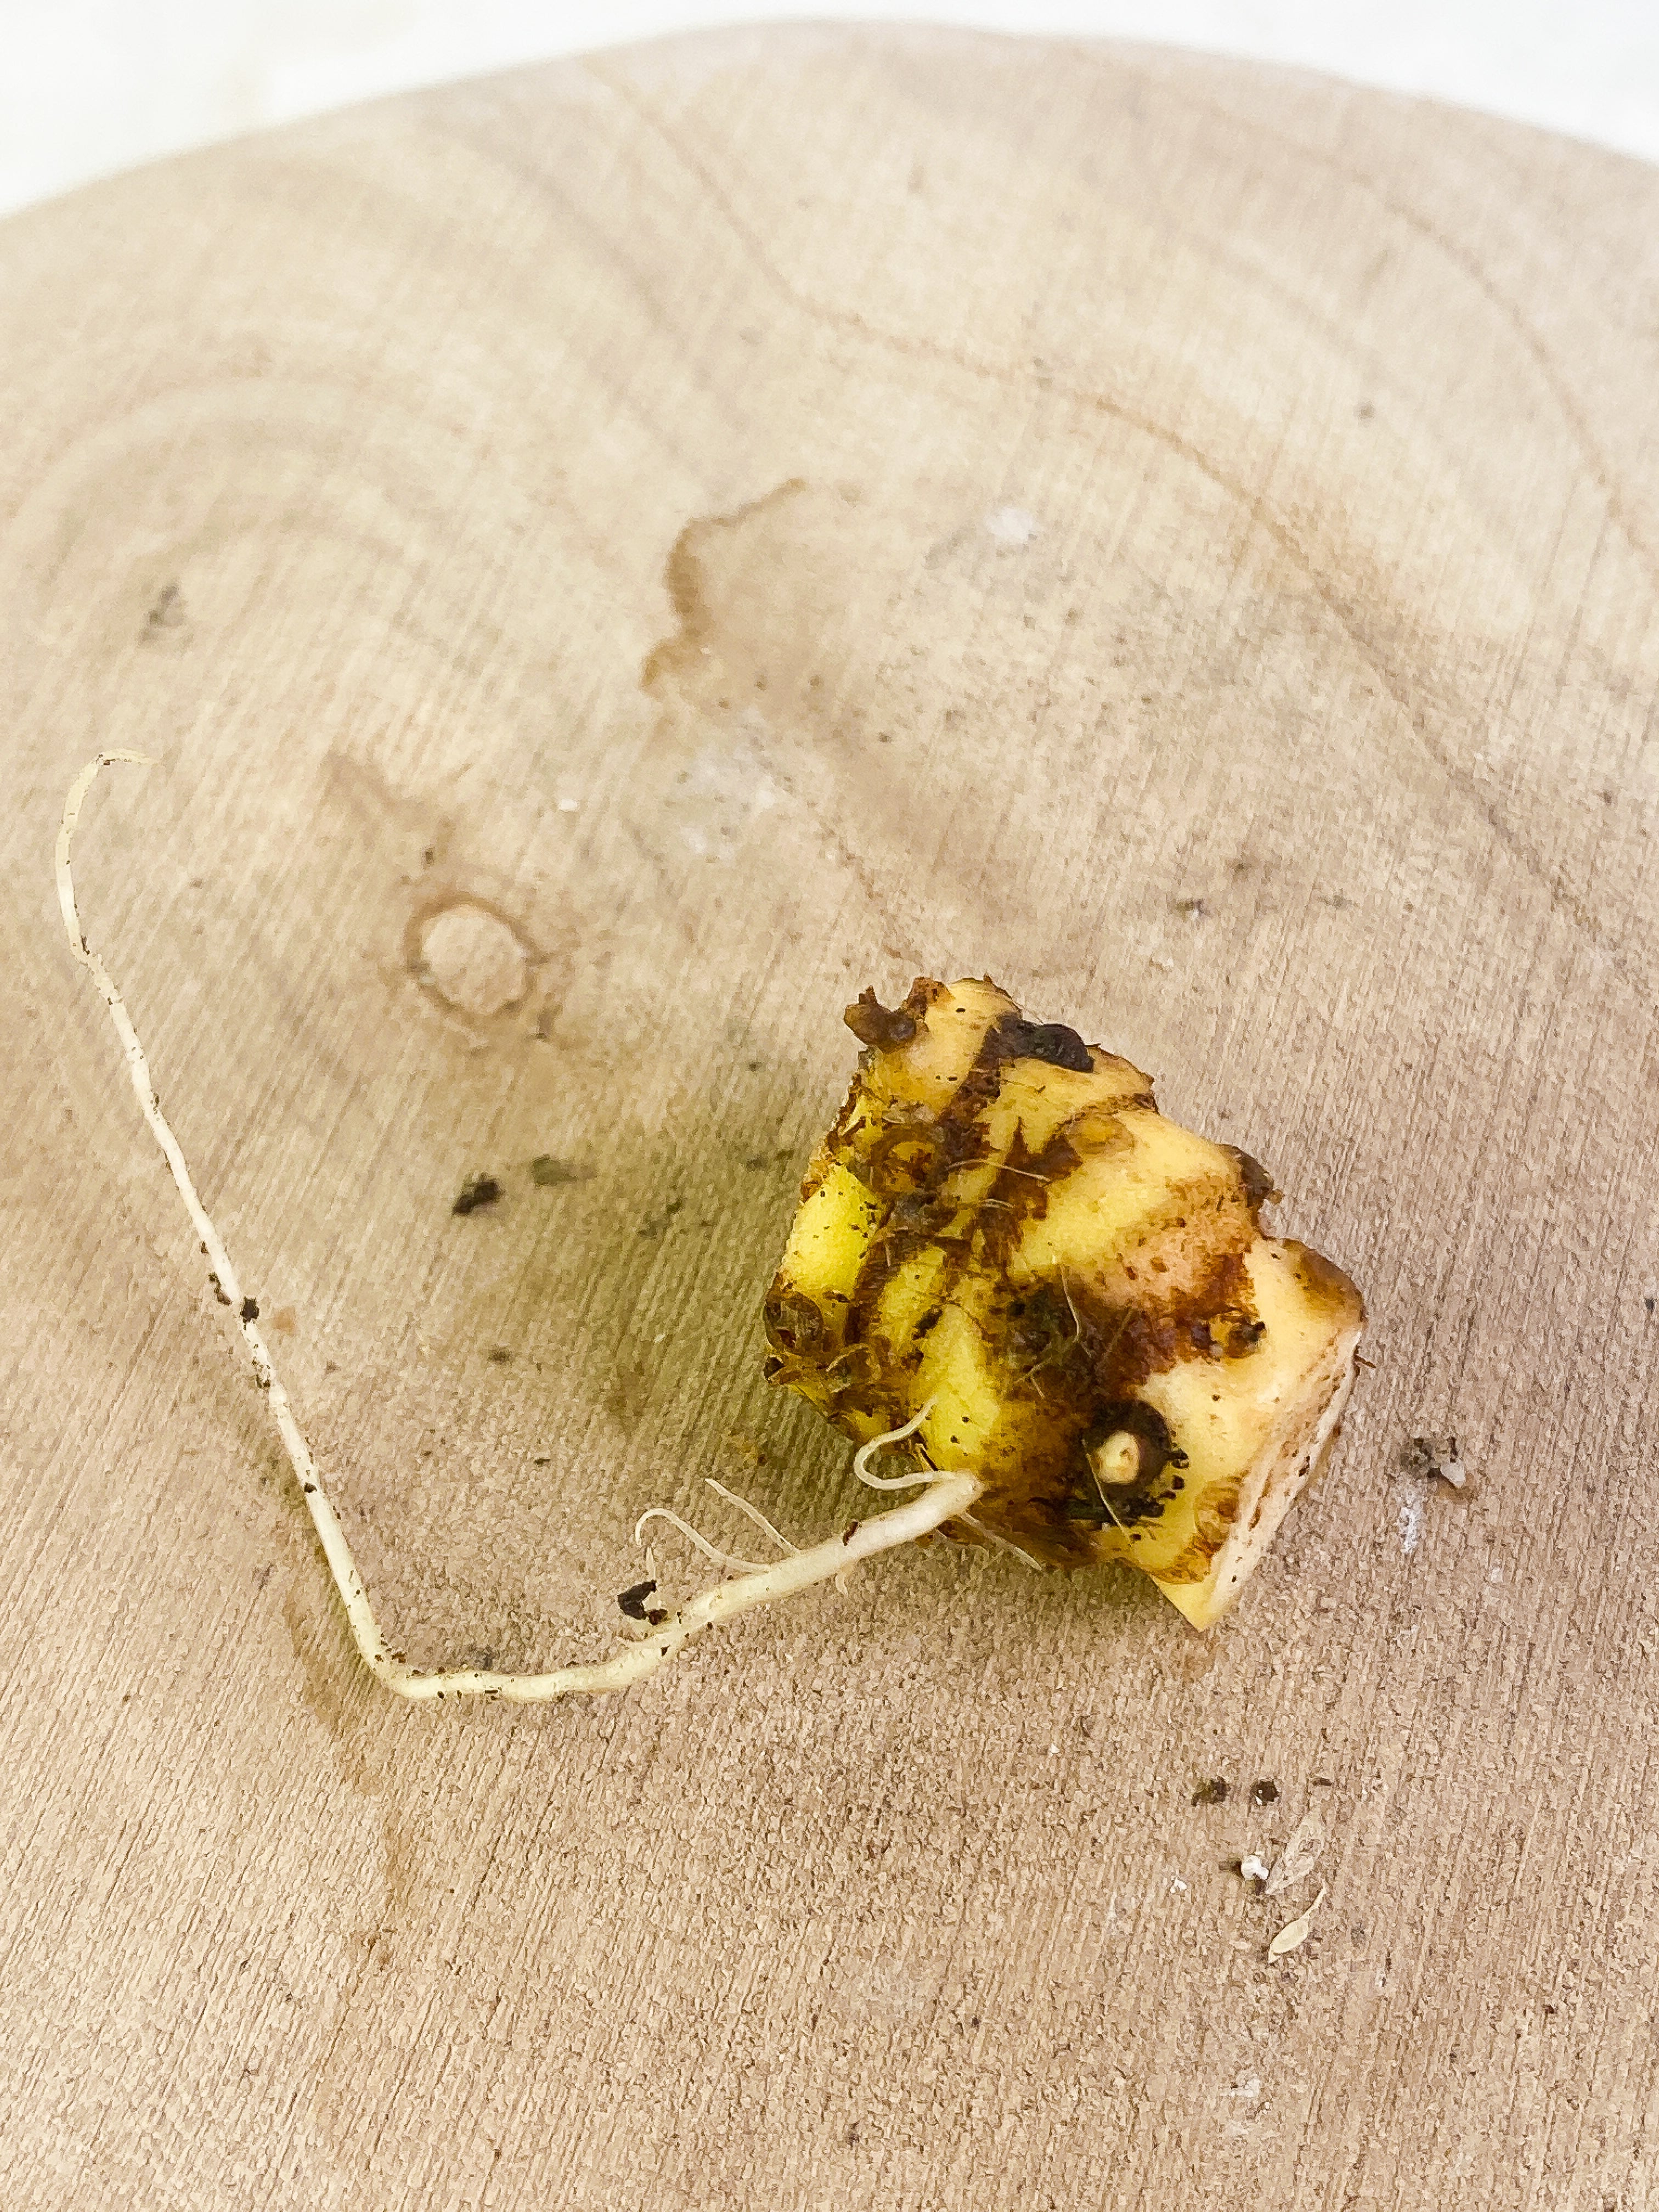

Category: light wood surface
[5, 25, 1658, 2209]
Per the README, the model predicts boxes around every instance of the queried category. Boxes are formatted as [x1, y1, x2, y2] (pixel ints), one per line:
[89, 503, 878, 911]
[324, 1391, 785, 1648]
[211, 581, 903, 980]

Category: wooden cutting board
[5, 25, 1657, 2209]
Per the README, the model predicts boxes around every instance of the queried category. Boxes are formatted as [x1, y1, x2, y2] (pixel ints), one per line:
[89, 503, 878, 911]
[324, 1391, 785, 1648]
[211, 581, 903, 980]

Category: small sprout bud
[1090, 1431, 1141, 1487]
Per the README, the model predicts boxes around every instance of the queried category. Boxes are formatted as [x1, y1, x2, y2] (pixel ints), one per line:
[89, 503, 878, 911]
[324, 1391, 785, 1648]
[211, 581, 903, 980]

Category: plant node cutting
[60, 757, 1363, 1701]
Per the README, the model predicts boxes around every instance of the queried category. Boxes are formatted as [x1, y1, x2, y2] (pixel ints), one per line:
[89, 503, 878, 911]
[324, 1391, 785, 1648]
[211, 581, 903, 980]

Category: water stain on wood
[321, 748, 566, 1046]
[640, 477, 811, 695]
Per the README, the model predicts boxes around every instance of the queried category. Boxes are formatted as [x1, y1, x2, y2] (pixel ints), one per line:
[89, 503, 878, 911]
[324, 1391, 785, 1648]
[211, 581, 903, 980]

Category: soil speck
[453, 1175, 503, 1216]
[144, 582, 187, 638]
[531, 1155, 591, 1187]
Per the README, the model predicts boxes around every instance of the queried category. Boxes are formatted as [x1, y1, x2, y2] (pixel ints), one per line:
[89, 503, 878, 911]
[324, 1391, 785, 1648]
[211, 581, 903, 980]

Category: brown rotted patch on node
[974, 1246, 1259, 1570]
[973, 1125, 1082, 1269]
[763, 1285, 831, 1363]
[844, 986, 918, 1053]
[821, 1004, 1091, 1372]
[1000, 1252, 1255, 1559]
[1069, 1248, 1255, 1393]
[859, 1118, 962, 1201]
[986, 1012, 1095, 1074]
[1223, 1144, 1282, 1217]
[1148, 1482, 1246, 1587]
[837, 1222, 921, 1346]
[939, 1006, 1032, 1127]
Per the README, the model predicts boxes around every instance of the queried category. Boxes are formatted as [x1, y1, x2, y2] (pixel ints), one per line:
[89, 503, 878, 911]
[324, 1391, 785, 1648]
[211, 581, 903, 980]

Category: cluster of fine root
[58, 755, 980, 1702]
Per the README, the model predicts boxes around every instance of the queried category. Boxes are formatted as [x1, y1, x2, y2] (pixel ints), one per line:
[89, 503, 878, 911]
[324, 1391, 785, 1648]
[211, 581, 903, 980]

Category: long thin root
[703, 1476, 799, 1555]
[852, 1401, 940, 1490]
[632, 1506, 771, 1575]
[59, 754, 983, 1702]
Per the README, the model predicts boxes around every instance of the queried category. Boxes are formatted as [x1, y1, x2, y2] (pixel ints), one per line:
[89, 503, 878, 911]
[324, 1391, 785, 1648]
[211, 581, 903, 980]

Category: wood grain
[4, 25, 1658, 2209]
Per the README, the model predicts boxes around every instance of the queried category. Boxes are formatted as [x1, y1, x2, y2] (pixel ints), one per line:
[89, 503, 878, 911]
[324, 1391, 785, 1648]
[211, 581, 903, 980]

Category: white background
[2, 1, 1656, 217]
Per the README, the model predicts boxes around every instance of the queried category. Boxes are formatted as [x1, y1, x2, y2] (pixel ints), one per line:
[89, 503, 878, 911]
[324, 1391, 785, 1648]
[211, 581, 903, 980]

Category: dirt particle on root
[453, 1175, 503, 1215]
[1250, 1779, 1280, 1808]
[1192, 1776, 1231, 1805]
[240, 1296, 259, 1322]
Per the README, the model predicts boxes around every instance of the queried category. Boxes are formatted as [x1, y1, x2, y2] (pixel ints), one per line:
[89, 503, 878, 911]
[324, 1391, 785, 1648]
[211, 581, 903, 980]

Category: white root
[851, 1407, 1043, 1567]
[703, 1477, 798, 1555]
[956, 1510, 1044, 1572]
[633, 1506, 770, 1575]
[852, 1400, 940, 1489]
[629, 1476, 800, 1584]
[59, 753, 983, 1702]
